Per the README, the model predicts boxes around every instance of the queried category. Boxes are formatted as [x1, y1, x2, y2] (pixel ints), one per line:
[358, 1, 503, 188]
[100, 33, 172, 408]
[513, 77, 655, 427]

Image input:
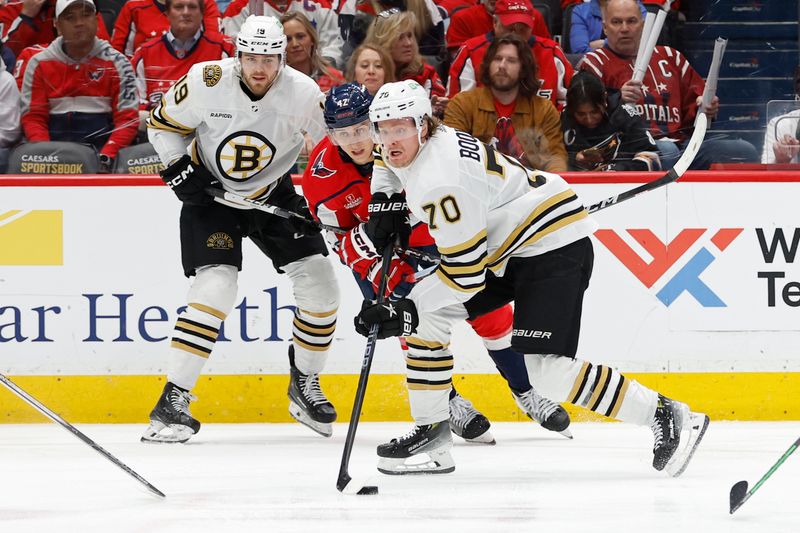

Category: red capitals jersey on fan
[580, 45, 705, 141]
[132, 31, 234, 110]
[448, 33, 573, 109]
[1, 1, 109, 56]
[12, 44, 46, 89]
[446, 4, 550, 53]
[111, 0, 221, 57]
[301, 137, 435, 249]
[402, 62, 446, 98]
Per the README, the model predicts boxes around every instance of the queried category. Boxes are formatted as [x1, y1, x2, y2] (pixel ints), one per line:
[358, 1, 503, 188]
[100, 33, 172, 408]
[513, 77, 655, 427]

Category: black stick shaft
[336, 243, 394, 492]
[0, 374, 165, 498]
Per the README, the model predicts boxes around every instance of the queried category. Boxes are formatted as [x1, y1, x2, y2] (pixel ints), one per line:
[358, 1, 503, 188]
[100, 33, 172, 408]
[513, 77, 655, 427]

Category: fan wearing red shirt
[110, 0, 220, 57]
[448, 0, 572, 110]
[580, 0, 757, 169]
[446, 0, 550, 57]
[2, 0, 109, 56]
[132, 0, 233, 127]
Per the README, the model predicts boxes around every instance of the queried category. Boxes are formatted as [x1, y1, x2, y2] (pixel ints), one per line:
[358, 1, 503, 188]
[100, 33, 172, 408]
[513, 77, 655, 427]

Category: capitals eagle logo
[310, 148, 337, 178]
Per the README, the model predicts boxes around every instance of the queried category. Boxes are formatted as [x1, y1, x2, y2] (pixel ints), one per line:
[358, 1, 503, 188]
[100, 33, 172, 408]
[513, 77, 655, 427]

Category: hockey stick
[586, 112, 708, 213]
[0, 374, 166, 499]
[729, 436, 800, 514]
[205, 187, 441, 264]
[336, 243, 395, 496]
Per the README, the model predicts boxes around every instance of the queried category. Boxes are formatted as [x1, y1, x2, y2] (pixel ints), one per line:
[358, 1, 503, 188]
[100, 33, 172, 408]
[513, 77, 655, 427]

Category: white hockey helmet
[369, 80, 432, 129]
[236, 15, 287, 58]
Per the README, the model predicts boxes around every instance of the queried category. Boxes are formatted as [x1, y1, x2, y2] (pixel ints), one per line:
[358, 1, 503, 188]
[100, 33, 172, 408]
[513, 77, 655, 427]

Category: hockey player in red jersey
[132, 0, 234, 123]
[447, 0, 572, 110]
[302, 82, 572, 445]
[110, 0, 221, 57]
[579, 0, 757, 169]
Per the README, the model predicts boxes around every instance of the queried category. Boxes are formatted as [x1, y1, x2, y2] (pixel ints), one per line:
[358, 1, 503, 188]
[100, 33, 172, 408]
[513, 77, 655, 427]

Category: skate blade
[289, 401, 333, 438]
[462, 430, 496, 445]
[377, 449, 455, 475]
[140, 420, 195, 444]
[558, 428, 574, 439]
[665, 412, 710, 477]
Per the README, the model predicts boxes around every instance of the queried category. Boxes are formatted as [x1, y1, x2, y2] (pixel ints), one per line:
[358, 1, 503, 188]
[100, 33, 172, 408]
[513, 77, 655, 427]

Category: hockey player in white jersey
[142, 15, 341, 443]
[355, 80, 709, 476]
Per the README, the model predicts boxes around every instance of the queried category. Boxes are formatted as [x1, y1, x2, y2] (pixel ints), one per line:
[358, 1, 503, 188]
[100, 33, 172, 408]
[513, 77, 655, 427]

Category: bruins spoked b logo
[215, 131, 276, 182]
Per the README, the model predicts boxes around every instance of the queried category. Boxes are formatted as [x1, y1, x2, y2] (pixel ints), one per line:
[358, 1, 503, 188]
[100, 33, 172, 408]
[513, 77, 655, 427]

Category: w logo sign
[595, 228, 743, 307]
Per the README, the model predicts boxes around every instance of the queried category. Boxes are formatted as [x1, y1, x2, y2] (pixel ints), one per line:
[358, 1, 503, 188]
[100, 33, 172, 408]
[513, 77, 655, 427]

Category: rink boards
[1, 173, 799, 422]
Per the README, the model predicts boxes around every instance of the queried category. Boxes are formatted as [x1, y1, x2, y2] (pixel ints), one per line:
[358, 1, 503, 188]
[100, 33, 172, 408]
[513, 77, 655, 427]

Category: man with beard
[444, 33, 567, 172]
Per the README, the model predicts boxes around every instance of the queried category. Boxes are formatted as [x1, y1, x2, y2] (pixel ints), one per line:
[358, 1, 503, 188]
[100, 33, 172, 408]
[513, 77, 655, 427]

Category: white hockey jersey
[372, 125, 598, 314]
[148, 58, 325, 200]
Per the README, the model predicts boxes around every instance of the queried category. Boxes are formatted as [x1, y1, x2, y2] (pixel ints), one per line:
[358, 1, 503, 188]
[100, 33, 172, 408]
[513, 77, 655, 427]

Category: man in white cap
[143, 15, 341, 444]
[19, 0, 138, 170]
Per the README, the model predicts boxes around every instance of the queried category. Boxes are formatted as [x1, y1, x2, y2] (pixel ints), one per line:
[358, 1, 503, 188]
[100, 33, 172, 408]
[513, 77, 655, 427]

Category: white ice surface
[1, 422, 797, 532]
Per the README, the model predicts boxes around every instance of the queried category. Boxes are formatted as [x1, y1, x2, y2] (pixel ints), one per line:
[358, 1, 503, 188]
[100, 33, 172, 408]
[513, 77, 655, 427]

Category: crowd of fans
[0, 0, 785, 174]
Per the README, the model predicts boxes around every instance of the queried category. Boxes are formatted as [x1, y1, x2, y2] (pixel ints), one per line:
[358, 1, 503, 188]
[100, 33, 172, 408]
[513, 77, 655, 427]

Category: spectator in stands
[20, 0, 138, 171]
[580, 0, 758, 169]
[222, 0, 343, 67]
[344, 42, 395, 96]
[111, 0, 220, 57]
[347, 0, 445, 58]
[762, 112, 800, 164]
[132, 0, 233, 130]
[446, 0, 549, 58]
[0, 41, 15, 74]
[448, 0, 572, 110]
[0, 55, 21, 173]
[568, 0, 645, 54]
[2, 0, 109, 56]
[11, 43, 46, 89]
[445, 33, 566, 171]
[561, 71, 659, 171]
[365, 9, 447, 114]
[280, 12, 344, 93]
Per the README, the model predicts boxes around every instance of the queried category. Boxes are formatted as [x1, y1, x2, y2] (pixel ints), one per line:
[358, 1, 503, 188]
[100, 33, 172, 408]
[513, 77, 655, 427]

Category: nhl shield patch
[203, 65, 222, 87]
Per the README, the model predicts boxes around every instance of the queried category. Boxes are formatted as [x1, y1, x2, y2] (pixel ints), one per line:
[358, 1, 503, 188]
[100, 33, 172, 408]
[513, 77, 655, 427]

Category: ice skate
[288, 346, 336, 437]
[141, 382, 201, 444]
[449, 393, 495, 444]
[512, 388, 573, 439]
[377, 422, 455, 475]
[650, 394, 709, 477]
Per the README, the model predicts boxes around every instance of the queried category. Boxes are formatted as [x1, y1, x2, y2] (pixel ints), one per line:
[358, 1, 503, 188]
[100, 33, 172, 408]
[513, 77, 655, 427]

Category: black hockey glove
[160, 155, 217, 206]
[286, 196, 321, 237]
[354, 298, 418, 339]
[366, 192, 411, 251]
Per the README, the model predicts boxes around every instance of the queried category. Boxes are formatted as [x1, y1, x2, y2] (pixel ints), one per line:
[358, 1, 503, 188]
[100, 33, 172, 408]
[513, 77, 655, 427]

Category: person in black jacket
[561, 71, 660, 171]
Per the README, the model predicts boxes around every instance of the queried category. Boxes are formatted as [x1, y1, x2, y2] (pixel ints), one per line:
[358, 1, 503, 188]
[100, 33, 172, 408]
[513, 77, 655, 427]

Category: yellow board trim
[0, 372, 798, 423]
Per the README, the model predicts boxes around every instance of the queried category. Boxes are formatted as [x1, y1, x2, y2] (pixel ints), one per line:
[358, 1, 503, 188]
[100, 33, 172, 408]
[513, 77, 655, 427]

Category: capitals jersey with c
[148, 58, 326, 201]
[371, 126, 597, 314]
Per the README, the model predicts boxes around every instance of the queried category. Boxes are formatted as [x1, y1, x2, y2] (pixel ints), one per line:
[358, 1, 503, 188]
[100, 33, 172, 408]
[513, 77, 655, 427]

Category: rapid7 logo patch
[595, 228, 743, 307]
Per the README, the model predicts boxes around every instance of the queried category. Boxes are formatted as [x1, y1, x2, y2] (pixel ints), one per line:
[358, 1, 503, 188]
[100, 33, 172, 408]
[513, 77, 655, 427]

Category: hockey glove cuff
[160, 155, 218, 206]
[366, 192, 411, 251]
[354, 298, 418, 339]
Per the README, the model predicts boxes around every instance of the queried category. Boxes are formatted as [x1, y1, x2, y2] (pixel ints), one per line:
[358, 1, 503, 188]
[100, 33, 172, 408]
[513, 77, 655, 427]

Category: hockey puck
[357, 485, 379, 495]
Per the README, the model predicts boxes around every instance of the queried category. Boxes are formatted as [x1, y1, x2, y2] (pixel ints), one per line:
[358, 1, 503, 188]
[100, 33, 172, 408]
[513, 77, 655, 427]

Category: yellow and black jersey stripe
[435, 230, 488, 293]
[147, 100, 194, 135]
[487, 190, 588, 272]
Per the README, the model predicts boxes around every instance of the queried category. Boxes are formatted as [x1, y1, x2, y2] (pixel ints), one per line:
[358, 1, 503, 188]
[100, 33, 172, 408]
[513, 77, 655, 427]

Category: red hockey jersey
[301, 136, 434, 248]
[132, 30, 234, 110]
[12, 44, 45, 90]
[111, 0, 221, 57]
[580, 45, 705, 141]
[2, 1, 109, 56]
[448, 33, 572, 109]
[20, 37, 139, 158]
[445, 4, 550, 53]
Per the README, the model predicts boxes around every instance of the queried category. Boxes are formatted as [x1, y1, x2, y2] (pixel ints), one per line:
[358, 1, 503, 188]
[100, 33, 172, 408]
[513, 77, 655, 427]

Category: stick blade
[729, 480, 748, 514]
